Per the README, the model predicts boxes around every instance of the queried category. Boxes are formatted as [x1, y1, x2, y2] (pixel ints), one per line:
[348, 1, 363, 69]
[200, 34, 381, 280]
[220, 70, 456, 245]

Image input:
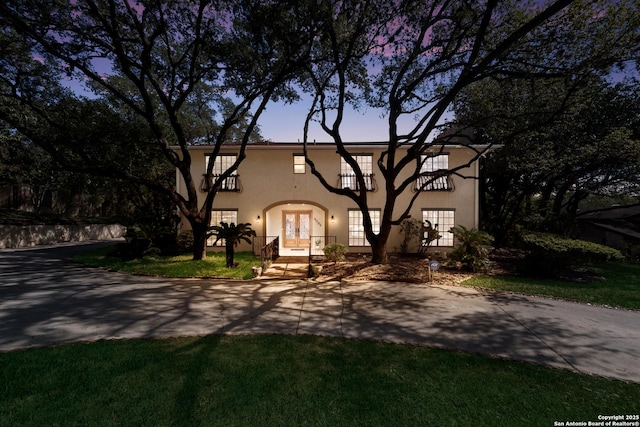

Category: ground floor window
[348, 208, 380, 246]
[422, 209, 455, 246]
[208, 209, 238, 246]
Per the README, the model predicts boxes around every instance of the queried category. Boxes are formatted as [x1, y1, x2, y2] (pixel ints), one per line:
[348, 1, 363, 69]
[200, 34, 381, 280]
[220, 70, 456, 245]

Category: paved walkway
[1, 242, 639, 384]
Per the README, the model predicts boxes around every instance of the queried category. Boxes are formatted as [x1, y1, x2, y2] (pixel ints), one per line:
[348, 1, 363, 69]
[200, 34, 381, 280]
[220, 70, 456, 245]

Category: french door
[283, 210, 312, 248]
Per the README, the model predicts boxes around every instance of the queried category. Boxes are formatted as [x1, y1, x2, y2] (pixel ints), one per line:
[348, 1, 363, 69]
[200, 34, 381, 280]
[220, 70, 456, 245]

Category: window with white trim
[422, 209, 455, 246]
[348, 208, 380, 246]
[416, 154, 451, 191]
[207, 209, 238, 246]
[293, 154, 306, 174]
[340, 155, 375, 191]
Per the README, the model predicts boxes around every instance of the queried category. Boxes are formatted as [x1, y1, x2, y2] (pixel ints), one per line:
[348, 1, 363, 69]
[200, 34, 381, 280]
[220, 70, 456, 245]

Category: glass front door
[283, 210, 312, 248]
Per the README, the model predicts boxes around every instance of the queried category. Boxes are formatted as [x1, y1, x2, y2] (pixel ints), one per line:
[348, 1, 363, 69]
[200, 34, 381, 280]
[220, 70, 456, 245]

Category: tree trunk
[369, 209, 393, 264]
[225, 241, 235, 268]
[191, 221, 208, 260]
[370, 239, 388, 264]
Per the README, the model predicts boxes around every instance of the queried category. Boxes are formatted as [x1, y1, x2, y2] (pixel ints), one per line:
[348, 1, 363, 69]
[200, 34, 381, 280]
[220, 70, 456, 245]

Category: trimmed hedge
[518, 231, 623, 276]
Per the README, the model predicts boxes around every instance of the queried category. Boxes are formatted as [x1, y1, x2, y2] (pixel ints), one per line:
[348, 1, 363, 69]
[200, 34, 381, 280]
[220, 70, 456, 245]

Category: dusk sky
[258, 97, 395, 143]
[256, 92, 456, 143]
[65, 75, 449, 144]
[63, 62, 634, 144]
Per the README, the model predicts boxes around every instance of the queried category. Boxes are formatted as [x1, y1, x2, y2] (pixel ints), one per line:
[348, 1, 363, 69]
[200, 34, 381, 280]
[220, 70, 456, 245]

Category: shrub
[115, 225, 154, 260]
[518, 231, 624, 276]
[323, 243, 347, 262]
[175, 230, 194, 254]
[626, 242, 640, 263]
[399, 218, 440, 256]
[447, 226, 493, 272]
[421, 221, 441, 256]
[399, 218, 423, 254]
[115, 223, 180, 259]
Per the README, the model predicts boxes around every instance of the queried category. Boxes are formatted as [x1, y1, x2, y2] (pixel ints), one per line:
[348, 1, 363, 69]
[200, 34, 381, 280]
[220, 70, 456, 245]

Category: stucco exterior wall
[176, 144, 480, 254]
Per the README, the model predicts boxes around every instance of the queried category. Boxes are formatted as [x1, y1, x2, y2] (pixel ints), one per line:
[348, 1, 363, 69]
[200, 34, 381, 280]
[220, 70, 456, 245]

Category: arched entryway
[262, 200, 329, 256]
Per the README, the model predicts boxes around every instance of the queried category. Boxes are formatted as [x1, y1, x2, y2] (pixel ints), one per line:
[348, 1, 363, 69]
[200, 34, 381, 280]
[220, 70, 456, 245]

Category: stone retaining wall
[0, 224, 125, 249]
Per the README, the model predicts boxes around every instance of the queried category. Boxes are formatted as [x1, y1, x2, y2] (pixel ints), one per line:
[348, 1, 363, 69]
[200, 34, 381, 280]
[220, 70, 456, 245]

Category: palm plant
[448, 225, 494, 272]
[208, 222, 256, 268]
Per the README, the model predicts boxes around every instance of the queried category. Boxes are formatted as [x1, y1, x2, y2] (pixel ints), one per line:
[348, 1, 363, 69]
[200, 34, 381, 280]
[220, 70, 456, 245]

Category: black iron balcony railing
[200, 174, 241, 192]
[414, 173, 454, 192]
[339, 173, 376, 191]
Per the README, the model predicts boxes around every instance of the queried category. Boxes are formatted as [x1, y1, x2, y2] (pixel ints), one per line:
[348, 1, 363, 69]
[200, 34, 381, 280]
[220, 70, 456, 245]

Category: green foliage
[322, 243, 348, 262]
[518, 231, 624, 276]
[399, 218, 423, 253]
[447, 226, 494, 272]
[458, 75, 640, 244]
[209, 222, 256, 268]
[399, 218, 441, 255]
[114, 213, 181, 260]
[626, 242, 640, 263]
[209, 222, 256, 247]
[1, 1, 297, 259]
[175, 231, 194, 254]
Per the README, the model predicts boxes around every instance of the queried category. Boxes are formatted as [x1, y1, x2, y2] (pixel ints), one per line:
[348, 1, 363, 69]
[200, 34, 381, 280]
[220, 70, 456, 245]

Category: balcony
[339, 173, 376, 191]
[414, 173, 454, 192]
[200, 174, 242, 192]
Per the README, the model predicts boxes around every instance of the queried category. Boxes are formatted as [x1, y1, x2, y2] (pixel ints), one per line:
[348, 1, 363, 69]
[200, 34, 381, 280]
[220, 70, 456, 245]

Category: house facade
[175, 142, 482, 256]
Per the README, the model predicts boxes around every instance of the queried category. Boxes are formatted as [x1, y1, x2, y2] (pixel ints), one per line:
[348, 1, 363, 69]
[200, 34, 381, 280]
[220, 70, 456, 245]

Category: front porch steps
[261, 256, 309, 279]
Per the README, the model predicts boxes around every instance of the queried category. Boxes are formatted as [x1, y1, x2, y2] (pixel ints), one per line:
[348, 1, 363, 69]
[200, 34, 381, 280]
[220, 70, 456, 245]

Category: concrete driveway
[1, 242, 639, 383]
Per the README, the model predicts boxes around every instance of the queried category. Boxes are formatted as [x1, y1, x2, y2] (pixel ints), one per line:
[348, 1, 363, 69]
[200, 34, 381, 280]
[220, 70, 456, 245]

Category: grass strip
[462, 262, 640, 310]
[1, 335, 638, 427]
[73, 245, 260, 279]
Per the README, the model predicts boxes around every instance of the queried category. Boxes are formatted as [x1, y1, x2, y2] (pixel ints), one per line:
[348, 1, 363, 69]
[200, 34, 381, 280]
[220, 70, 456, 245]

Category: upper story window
[202, 154, 240, 192]
[293, 154, 306, 174]
[415, 154, 453, 191]
[340, 155, 376, 191]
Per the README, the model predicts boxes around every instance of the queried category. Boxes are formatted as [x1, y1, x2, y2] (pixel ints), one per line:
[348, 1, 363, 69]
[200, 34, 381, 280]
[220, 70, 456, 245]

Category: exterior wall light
[330, 215, 335, 223]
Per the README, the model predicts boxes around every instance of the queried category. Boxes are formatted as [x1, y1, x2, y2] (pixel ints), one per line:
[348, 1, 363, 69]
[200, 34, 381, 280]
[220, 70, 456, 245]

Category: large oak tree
[0, 0, 316, 259]
[299, 0, 640, 263]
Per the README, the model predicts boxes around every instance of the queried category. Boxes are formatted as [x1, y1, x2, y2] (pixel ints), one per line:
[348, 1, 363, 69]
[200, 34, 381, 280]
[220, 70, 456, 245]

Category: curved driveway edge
[1, 242, 639, 384]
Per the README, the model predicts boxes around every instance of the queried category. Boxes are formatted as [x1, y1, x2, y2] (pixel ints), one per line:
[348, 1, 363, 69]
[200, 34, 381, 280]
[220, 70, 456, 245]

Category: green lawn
[463, 262, 640, 310]
[1, 335, 638, 427]
[73, 245, 260, 279]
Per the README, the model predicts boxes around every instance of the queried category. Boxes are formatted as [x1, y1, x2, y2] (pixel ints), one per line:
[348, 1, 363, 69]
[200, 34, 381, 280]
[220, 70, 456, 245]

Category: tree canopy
[298, 0, 640, 262]
[456, 74, 640, 244]
[0, 0, 316, 259]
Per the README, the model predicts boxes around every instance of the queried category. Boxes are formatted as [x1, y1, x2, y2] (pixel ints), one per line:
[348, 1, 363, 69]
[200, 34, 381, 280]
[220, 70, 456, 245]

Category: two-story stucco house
[175, 141, 482, 257]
